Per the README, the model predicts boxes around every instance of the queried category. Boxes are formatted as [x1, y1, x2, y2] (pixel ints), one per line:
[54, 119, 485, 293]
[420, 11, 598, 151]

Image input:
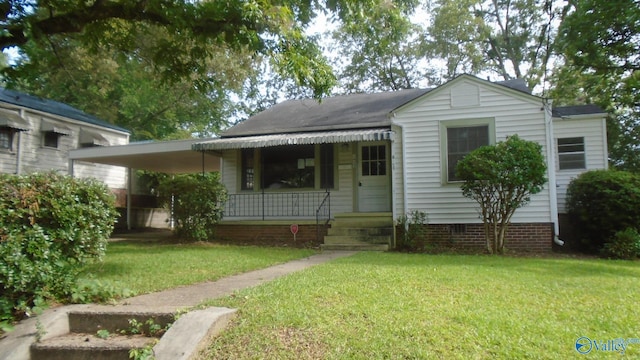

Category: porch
[219, 191, 393, 250]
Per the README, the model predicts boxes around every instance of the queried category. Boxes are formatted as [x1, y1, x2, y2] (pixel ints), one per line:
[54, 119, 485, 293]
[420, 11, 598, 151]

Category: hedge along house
[190, 74, 608, 251]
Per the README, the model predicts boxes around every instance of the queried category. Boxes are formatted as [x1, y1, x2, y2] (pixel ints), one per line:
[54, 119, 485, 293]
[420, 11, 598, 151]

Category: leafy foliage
[456, 135, 547, 254]
[396, 210, 429, 252]
[566, 170, 640, 253]
[602, 228, 640, 260]
[0, 172, 117, 322]
[157, 173, 227, 242]
[427, 0, 559, 87]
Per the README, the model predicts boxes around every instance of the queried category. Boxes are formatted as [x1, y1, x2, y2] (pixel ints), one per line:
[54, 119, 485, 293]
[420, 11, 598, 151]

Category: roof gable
[0, 87, 130, 134]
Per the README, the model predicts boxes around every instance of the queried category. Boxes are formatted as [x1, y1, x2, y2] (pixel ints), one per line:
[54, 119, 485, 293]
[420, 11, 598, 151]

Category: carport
[68, 138, 222, 229]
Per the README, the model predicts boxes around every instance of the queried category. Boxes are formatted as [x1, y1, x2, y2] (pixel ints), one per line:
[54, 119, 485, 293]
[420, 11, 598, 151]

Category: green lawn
[82, 241, 318, 295]
[200, 252, 640, 359]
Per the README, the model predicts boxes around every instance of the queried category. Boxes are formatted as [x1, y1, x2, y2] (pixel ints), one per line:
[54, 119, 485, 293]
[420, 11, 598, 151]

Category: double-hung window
[557, 137, 586, 170]
[441, 119, 495, 182]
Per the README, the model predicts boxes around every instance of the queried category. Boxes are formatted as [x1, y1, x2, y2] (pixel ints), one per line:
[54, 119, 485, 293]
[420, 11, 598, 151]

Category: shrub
[0, 172, 117, 322]
[602, 228, 640, 260]
[565, 170, 640, 253]
[157, 173, 227, 242]
[396, 210, 429, 252]
[456, 135, 547, 254]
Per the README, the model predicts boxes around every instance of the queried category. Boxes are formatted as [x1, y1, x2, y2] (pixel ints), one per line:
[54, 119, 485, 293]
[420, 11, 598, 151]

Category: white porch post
[127, 167, 132, 231]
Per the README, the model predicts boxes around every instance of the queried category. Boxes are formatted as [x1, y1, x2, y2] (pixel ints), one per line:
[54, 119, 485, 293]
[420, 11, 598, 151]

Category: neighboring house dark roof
[0, 87, 130, 133]
[223, 88, 432, 137]
[552, 104, 607, 118]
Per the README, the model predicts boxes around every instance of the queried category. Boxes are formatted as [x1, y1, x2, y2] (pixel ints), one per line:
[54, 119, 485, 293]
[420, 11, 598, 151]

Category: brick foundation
[213, 223, 326, 248]
[396, 223, 554, 253]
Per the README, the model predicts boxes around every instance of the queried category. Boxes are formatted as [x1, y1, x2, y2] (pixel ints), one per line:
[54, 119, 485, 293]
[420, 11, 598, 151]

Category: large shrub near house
[566, 169, 640, 253]
[0, 172, 117, 323]
[157, 173, 227, 242]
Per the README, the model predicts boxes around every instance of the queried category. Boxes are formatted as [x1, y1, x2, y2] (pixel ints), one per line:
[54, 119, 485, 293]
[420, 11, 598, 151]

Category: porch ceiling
[193, 128, 393, 151]
[69, 138, 221, 174]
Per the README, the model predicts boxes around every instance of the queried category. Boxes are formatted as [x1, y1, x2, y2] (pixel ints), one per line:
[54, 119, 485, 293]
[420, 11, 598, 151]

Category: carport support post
[127, 167, 132, 231]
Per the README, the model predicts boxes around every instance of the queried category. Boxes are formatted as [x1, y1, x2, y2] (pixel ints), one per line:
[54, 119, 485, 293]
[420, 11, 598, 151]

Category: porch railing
[316, 191, 331, 242]
[224, 191, 330, 220]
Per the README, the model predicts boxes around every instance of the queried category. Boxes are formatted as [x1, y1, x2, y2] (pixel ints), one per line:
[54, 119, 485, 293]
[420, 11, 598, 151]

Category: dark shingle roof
[223, 88, 431, 137]
[0, 88, 130, 133]
[495, 78, 532, 94]
[552, 104, 607, 118]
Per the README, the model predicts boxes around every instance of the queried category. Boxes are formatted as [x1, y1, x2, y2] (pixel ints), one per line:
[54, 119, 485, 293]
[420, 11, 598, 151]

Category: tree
[456, 135, 547, 254]
[554, 0, 640, 171]
[1, 0, 343, 98]
[3, 30, 255, 140]
[329, 0, 437, 92]
[426, 0, 561, 88]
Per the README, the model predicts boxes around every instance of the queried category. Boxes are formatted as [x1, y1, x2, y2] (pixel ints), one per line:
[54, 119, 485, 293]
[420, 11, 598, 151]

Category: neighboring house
[0, 87, 130, 191]
[190, 74, 607, 251]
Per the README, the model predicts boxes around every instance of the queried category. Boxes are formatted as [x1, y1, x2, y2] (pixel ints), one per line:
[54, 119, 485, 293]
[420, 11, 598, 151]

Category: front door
[358, 142, 391, 212]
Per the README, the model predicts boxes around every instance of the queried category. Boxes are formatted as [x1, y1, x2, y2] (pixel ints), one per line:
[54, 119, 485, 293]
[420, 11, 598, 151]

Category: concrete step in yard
[28, 305, 236, 360]
[323, 212, 393, 250]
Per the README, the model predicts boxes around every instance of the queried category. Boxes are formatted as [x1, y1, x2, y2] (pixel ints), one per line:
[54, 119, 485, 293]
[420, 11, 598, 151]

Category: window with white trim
[43, 131, 60, 148]
[557, 137, 586, 170]
[0, 128, 14, 150]
[440, 118, 495, 183]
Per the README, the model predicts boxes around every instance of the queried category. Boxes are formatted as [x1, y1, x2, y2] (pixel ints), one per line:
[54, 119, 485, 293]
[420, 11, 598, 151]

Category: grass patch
[202, 252, 640, 359]
[82, 241, 318, 295]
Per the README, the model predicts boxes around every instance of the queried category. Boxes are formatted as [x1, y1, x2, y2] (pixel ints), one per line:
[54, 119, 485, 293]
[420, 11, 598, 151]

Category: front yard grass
[201, 252, 640, 359]
[82, 241, 318, 294]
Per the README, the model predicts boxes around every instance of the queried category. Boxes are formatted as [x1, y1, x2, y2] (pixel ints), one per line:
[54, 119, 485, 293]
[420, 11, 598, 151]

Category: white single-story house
[0, 87, 130, 187]
[70, 74, 608, 251]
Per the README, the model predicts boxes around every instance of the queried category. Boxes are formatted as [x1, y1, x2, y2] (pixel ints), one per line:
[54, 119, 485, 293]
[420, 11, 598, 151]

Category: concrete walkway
[121, 250, 358, 307]
[0, 249, 358, 360]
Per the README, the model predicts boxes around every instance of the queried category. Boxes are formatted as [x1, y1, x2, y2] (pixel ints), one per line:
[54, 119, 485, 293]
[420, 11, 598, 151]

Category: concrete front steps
[28, 305, 236, 360]
[321, 212, 393, 251]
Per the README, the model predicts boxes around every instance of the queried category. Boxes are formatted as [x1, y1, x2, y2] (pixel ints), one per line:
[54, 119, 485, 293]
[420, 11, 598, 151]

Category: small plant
[35, 319, 46, 343]
[129, 341, 157, 360]
[396, 210, 429, 252]
[120, 318, 170, 337]
[96, 329, 111, 339]
[602, 228, 640, 260]
[71, 278, 135, 304]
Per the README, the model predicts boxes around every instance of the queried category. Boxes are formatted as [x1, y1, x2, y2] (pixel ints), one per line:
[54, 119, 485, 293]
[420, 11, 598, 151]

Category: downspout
[543, 98, 563, 246]
[15, 109, 25, 174]
[127, 167, 132, 231]
[390, 114, 408, 249]
[15, 130, 22, 174]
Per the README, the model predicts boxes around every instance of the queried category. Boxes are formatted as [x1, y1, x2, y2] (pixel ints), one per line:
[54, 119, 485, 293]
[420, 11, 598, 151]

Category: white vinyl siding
[392, 78, 553, 224]
[553, 117, 608, 213]
[0, 106, 128, 188]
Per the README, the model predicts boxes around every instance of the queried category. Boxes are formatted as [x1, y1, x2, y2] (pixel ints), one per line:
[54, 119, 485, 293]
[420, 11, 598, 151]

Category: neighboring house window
[446, 125, 490, 182]
[241, 149, 254, 190]
[43, 131, 60, 148]
[262, 145, 315, 189]
[361, 145, 386, 176]
[0, 127, 14, 150]
[320, 143, 335, 189]
[558, 137, 586, 170]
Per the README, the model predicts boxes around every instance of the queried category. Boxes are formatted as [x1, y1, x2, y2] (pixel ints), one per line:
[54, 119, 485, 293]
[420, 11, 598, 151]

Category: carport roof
[69, 138, 221, 174]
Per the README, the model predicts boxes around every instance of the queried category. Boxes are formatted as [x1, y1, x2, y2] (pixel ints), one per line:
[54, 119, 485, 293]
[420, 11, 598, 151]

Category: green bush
[602, 228, 640, 260]
[157, 173, 227, 242]
[565, 170, 640, 253]
[0, 172, 117, 322]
